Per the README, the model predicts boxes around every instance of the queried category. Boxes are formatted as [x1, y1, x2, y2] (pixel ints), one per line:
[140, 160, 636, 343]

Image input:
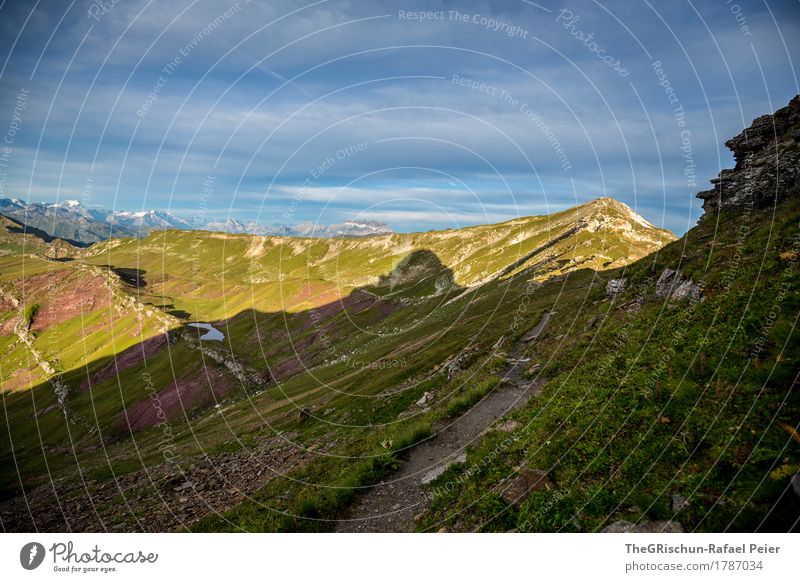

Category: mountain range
[0, 197, 392, 243]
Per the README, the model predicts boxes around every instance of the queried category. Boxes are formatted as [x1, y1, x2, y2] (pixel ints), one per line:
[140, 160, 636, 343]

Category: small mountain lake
[188, 322, 224, 341]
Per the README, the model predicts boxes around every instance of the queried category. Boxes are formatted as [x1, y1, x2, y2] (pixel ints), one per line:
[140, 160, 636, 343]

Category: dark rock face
[697, 95, 800, 215]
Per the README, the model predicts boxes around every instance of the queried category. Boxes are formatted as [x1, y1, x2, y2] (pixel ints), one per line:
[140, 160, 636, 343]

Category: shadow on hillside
[109, 266, 147, 288]
[0, 250, 466, 495]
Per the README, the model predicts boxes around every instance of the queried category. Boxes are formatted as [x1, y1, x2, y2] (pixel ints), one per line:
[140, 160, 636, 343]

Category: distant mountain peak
[51, 199, 83, 208]
[0, 196, 400, 244]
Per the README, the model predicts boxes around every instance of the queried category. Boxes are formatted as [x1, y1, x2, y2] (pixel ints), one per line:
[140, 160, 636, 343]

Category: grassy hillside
[0, 197, 672, 523]
[418, 199, 799, 532]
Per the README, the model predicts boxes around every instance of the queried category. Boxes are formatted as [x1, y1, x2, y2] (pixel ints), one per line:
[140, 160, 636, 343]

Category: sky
[0, 0, 798, 235]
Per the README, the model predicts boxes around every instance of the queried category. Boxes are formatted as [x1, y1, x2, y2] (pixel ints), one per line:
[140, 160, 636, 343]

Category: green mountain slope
[419, 198, 800, 532]
[0, 196, 672, 530]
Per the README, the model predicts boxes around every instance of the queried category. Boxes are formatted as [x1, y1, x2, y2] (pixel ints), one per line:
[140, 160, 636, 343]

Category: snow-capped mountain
[0, 198, 128, 243]
[105, 209, 198, 232]
[0, 198, 393, 244]
[204, 218, 393, 238]
[289, 220, 393, 238]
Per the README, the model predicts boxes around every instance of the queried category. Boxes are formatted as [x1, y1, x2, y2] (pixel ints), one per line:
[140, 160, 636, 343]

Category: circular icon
[19, 542, 46, 570]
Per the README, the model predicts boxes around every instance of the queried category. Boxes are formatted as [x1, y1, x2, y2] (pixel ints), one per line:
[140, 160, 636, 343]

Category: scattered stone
[442, 351, 477, 379]
[623, 299, 642, 314]
[420, 466, 447, 485]
[606, 278, 627, 297]
[416, 391, 434, 407]
[602, 520, 684, 533]
[659, 415, 672, 424]
[501, 469, 552, 507]
[172, 481, 193, 492]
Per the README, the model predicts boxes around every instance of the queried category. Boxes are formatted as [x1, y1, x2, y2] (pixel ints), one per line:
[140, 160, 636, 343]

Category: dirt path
[334, 312, 552, 532]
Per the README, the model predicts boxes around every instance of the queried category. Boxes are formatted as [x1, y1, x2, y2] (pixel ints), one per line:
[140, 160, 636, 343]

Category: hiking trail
[334, 311, 552, 532]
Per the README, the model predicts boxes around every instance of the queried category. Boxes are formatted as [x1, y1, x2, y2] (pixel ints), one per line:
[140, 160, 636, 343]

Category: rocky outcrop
[697, 95, 800, 215]
[181, 330, 264, 388]
[655, 268, 701, 302]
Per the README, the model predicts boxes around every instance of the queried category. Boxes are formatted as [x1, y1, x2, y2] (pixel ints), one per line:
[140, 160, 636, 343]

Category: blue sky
[0, 0, 798, 234]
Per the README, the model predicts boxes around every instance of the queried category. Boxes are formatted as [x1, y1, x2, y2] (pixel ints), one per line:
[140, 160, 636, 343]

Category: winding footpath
[334, 312, 552, 532]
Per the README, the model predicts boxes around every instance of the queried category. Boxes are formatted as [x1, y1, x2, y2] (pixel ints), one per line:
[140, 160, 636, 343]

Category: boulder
[655, 268, 701, 301]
